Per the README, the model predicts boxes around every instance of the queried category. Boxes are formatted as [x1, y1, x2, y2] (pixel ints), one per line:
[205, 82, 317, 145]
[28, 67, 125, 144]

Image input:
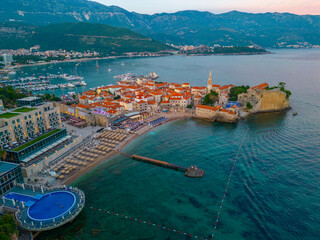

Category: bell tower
[207, 71, 212, 93]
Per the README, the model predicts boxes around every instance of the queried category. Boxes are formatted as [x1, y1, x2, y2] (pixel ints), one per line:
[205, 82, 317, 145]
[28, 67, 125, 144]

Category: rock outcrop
[238, 88, 290, 113]
[254, 90, 290, 112]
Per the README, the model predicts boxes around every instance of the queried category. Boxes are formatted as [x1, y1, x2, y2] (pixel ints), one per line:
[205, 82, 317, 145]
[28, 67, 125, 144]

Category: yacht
[67, 83, 75, 88]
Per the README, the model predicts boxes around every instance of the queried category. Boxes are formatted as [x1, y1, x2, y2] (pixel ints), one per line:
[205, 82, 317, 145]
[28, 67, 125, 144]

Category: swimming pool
[27, 191, 76, 221]
[5, 192, 34, 202]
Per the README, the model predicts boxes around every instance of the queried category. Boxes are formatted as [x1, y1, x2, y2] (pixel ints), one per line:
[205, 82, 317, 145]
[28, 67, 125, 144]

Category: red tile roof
[197, 105, 219, 111]
[148, 100, 157, 105]
[219, 109, 235, 114]
[192, 86, 206, 90]
[251, 83, 269, 90]
[108, 109, 118, 114]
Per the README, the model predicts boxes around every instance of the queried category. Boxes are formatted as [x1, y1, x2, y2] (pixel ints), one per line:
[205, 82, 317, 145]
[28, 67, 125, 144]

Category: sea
[18, 49, 320, 240]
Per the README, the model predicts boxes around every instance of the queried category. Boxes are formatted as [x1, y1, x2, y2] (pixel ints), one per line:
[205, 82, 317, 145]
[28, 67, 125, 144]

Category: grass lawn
[0, 112, 20, 119]
[14, 107, 37, 113]
[13, 129, 62, 152]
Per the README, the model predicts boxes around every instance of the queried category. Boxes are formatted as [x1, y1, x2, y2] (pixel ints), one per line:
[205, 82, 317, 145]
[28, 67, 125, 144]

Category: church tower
[207, 71, 212, 93]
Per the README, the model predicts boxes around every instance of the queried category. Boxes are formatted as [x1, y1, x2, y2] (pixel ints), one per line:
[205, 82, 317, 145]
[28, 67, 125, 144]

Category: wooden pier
[120, 153, 204, 178]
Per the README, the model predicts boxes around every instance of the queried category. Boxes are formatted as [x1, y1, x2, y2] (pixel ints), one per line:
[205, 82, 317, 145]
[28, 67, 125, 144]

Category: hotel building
[0, 99, 61, 148]
[0, 161, 23, 196]
[0, 98, 82, 177]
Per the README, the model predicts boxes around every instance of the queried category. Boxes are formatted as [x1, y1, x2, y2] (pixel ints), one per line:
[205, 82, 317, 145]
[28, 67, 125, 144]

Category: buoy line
[85, 127, 250, 239]
[211, 127, 249, 239]
[85, 205, 209, 239]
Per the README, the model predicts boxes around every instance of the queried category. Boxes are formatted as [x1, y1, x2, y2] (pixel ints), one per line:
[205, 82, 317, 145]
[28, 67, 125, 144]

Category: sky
[94, 0, 320, 15]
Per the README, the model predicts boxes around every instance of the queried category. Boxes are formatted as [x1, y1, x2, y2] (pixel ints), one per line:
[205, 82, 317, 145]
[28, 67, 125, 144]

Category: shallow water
[35, 49, 320, 240]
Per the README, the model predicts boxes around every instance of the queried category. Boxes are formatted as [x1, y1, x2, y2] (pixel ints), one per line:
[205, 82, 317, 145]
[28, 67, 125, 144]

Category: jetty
[120, 153, 204, 178]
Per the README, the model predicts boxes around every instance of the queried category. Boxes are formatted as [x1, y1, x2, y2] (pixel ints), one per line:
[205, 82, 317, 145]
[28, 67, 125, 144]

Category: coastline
[9, 54, 171, 70]
[182, 51, 271, 57]
[63, 113, 193, 186]
[61, 106, 292, 186]
[9, 51, 271, 70]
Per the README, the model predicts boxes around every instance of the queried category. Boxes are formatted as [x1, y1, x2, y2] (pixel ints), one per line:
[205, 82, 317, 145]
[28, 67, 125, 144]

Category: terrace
[13, 107, 37, 113]
[0, 112, 20, 119]
[13, 129, 62, 152]
[2, 184, 85, 231]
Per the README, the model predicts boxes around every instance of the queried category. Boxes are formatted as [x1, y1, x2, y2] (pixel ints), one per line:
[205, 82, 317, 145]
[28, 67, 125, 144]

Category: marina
[0, 73, 87, 91]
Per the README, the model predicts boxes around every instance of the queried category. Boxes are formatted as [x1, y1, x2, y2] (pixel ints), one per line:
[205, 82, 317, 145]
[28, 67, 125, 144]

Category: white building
[1, 54, 13, 66]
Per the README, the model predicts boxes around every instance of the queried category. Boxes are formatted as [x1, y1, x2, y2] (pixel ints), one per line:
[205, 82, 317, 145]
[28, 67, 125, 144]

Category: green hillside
[0, 22, 174, 55]
[1, 0, 320, 47]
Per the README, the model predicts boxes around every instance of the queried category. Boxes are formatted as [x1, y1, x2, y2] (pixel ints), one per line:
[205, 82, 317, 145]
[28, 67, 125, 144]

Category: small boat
[293, 112, 297, 116]
[96, 61, 99, 69]
[80, 81, 87, 86]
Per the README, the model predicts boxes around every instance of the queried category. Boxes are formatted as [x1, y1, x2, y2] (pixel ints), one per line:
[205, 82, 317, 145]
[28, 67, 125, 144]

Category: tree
[40, 93, 61, 102]
[0, 214, 18, 239]
[203, 90, 219, 105]
[0, 86, 27, 108]
[278, 82, 291, 98]
[114, 95, 120, 100]
[0, 150, 7, 161]
[266, 82, 291, 98]
[246, 102, 253, 109]
[229, 85, 250, 101]
[203, 94, 213, 105]
[278, 82, 286, 88]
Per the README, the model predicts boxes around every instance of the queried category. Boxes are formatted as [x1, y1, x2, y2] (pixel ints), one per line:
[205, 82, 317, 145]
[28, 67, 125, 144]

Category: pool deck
[1, 184, 85, 231]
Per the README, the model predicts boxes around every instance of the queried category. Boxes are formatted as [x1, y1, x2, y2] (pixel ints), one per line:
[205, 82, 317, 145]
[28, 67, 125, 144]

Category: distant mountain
[0, 22, 173, 54]
[1, 0, 320, 47]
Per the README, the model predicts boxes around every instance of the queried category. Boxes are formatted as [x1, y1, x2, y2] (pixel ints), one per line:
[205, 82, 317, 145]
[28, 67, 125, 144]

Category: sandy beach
[63, 112, 193, 185]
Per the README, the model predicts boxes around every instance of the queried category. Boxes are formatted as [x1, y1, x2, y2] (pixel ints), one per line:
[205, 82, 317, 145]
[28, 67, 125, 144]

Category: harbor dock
[120, 153, 204, 178]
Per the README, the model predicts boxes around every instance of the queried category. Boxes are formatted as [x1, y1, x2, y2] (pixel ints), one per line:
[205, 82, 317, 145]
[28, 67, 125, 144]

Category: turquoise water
[14, 49, 320, 97]
[33, 49, 320, 239]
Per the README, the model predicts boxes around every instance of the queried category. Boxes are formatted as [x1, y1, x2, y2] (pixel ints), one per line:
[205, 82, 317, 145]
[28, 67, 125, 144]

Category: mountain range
[0, 22, 173, 54]
[1, 0, 320, 47]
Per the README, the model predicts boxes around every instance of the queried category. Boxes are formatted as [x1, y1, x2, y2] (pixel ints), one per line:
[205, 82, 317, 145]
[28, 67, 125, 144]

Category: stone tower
[207, 71, 212, 93]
